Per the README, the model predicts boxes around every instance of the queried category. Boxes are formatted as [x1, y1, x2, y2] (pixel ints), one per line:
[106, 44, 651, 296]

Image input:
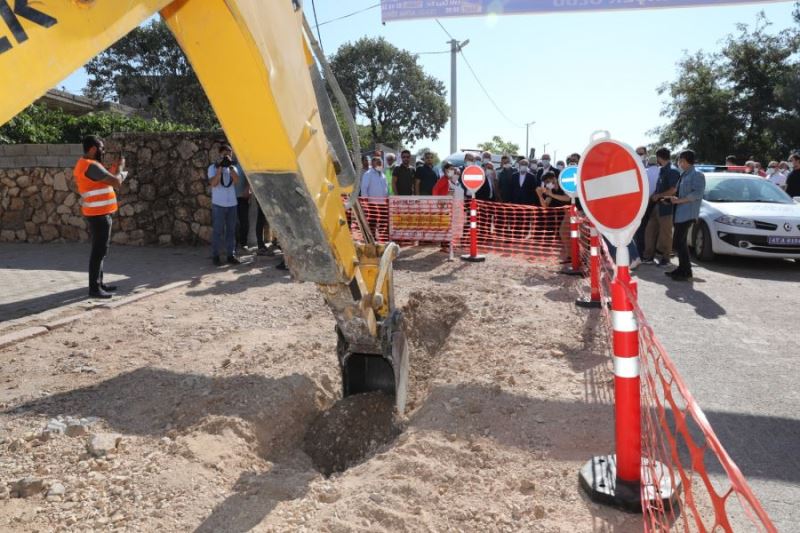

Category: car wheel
[692, 221, 715, 261]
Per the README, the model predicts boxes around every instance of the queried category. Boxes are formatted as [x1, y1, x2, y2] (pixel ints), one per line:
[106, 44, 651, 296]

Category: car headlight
[715, 215, 756, 228]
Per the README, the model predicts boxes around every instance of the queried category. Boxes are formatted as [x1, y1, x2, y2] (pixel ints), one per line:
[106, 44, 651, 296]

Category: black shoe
[227, 256, 242, 265]
[212, 256, 222, 266]
[671, 273, 692, 281]
[665, 270, 676, 277]
[276, 261, 288, 271]
[88, 288, 113, 299]
[100, 284, 118, 292]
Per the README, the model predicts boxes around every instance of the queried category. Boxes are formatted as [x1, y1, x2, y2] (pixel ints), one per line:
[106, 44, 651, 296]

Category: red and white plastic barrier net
[349, 196, 567, 261]
[577, 216, 776, 532]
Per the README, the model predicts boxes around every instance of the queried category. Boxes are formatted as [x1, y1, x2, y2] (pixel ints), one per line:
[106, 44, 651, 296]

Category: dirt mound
[302, 392, 403, 476]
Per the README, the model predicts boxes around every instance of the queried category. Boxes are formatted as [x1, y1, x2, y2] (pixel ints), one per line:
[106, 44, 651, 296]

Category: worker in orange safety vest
[73, 135, 127, 299]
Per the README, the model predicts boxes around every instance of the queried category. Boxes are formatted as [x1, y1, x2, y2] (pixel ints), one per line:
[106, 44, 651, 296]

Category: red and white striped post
[562, 200, 582, 276]
[461, 194, 486, 263]
[610, 247, 641, 498]
[576, 224, 603, 308]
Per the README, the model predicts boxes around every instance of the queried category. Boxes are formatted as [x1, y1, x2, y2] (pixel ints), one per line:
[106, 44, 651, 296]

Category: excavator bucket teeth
[337, 313, 409, 413]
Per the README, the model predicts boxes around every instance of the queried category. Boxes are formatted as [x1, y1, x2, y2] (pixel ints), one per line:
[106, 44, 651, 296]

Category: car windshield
[704, 177, 794, 204]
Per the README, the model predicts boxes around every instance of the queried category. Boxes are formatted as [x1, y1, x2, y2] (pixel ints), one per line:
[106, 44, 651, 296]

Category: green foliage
[0, 104, 197, 144]
[329, 37, 449, 148]
[653, 13, 800, 162]
[84, 19, 217, 130]
[477, 135, 520, 156]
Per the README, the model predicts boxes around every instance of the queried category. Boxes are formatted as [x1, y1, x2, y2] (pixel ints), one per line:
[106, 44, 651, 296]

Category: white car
[690, 173, 800, 262]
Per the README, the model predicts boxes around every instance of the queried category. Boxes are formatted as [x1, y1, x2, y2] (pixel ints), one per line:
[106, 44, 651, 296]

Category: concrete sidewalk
[0, 242, 215, 325]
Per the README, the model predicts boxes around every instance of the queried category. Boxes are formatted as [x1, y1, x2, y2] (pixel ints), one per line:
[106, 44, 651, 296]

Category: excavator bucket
[337, 310, 409, 413]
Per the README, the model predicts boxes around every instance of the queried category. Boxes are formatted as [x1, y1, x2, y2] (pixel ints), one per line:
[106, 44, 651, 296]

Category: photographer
[208, 144, 241, 266]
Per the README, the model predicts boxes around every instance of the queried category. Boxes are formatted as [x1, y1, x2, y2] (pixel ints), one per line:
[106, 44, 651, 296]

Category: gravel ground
[0, 248, 644, 532]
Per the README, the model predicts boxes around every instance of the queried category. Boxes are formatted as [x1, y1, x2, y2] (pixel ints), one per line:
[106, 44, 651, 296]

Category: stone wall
[0, 133, 229, 245]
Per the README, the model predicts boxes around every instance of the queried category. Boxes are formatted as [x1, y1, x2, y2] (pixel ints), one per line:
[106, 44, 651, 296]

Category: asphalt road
[634, 255, 800, 531]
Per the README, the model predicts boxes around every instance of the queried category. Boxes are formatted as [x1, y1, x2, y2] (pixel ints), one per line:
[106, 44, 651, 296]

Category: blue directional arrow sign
[559, 165, 578, 198]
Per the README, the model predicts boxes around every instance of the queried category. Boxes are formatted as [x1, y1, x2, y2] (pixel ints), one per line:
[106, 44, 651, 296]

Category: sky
[58, 1, 798, 162]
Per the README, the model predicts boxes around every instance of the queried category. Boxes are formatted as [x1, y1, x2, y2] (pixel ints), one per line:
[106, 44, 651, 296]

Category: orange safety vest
[73, 158, 118, 217]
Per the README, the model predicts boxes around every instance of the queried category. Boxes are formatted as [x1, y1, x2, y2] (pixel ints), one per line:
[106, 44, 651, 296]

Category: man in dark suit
[508, 159, 540, 205]
[535, 153, 560, 182]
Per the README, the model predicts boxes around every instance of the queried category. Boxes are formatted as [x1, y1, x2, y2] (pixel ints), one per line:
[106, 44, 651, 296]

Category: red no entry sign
[461, 165, 485, 193]
[577, 137, 649, 247]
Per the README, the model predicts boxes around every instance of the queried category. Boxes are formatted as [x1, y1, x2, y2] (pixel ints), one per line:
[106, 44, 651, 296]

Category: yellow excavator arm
[0, 0, 408, 411]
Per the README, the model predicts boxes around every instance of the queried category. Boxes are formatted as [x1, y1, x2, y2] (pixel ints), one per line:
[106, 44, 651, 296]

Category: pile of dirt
[303, 391, 403, 476]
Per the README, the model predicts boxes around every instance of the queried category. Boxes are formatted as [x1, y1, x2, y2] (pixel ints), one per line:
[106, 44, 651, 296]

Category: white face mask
[375, 165, 383, 172]
[541, 159, 550, 167]
[767, 168, 776, 175]
[482, 157, 491, 164]
[519, 165, 529, 174]
[446, 169, 455, 178]
[546, 182, 555, 190]
[557, 164, 565, 171]
[503, 163, 511, 169]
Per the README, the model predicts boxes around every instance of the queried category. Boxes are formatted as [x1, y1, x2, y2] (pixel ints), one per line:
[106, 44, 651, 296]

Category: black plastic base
[560, 266, 583, 276]
[575, 296, 603, 309]
[579, 455, 680, 514]
[460, 254, 486, 262]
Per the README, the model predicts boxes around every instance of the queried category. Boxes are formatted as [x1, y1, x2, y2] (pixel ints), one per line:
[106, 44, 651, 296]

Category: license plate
[768, 236, 800, 246]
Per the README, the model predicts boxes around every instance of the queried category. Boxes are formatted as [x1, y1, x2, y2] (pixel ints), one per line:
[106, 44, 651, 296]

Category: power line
[458, 49, 523, 128]
[318, 2, 381, 27]
[416, 50, 450, 55]
[310, 0, 324, 53]
[435, 19, 455, 40]
[434, 19, 522, 128]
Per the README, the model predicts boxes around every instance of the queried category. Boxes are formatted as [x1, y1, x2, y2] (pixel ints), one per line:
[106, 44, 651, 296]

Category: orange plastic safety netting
[349, 196, 568, 261]
[577, 217, 776, 532]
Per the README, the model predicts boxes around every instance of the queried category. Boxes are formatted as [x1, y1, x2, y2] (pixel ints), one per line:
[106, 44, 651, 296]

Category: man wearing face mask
[664, 150, 706, 281]
[497, 154, 515, 203]
[73, 135, 127, 299]
[433, 162, 463, 199]
[475, 160, 498, 201]
[508, 158, 539, 205]
[536, 154, 559, 181]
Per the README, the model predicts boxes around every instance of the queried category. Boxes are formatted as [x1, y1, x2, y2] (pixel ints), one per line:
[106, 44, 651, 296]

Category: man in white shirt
[208, 144, 240, 266]
[766, 161, 787, 189]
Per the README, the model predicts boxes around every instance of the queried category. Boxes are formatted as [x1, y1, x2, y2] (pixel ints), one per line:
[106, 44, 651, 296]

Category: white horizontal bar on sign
[614, 356, 640, 379]
[583, 170, 640, 202]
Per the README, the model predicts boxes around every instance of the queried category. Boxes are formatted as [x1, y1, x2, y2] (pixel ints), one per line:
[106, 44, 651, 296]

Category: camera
[220, 155, 233, 168]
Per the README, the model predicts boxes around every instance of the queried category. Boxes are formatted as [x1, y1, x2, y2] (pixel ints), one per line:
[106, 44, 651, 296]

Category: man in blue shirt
[643, 147, 680, 266]
[664, 149, 705, 281]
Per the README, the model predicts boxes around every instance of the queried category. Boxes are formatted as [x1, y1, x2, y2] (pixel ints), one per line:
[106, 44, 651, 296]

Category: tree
[415, 147, 440, 164]
[477, 135, 520, 156]
[329, 37, 449, 148]
[653, 12, 800, 162]
[84, 20, 217, 130]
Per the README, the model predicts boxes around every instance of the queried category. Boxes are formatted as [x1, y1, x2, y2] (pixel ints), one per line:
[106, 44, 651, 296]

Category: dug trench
[0, 248, 643, 532]
[302, 291, 466, 477]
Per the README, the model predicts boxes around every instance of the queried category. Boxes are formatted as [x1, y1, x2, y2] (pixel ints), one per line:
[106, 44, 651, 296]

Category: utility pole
[543, 142, 550, 156]
[525, 121, 536, 159]
[449, 38, 469, 154]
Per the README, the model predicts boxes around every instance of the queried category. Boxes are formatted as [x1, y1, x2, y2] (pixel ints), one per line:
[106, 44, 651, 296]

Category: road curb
[0, 326, 49, 349]
[0, 279, 194, 349]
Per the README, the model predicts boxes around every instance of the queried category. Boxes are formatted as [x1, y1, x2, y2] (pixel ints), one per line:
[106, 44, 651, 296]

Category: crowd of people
[359, 144, 800, 281]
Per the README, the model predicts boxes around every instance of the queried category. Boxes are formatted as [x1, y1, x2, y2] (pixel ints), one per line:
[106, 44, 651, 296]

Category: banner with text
[381, 0, 780, 21]
[388, 196, 454, 241]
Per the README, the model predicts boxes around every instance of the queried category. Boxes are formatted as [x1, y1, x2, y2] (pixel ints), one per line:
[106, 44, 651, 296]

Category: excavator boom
[0, 0, 408, 411]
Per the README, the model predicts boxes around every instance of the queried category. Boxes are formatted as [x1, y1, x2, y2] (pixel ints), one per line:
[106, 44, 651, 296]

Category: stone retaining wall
[0, 133, 229, 245]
